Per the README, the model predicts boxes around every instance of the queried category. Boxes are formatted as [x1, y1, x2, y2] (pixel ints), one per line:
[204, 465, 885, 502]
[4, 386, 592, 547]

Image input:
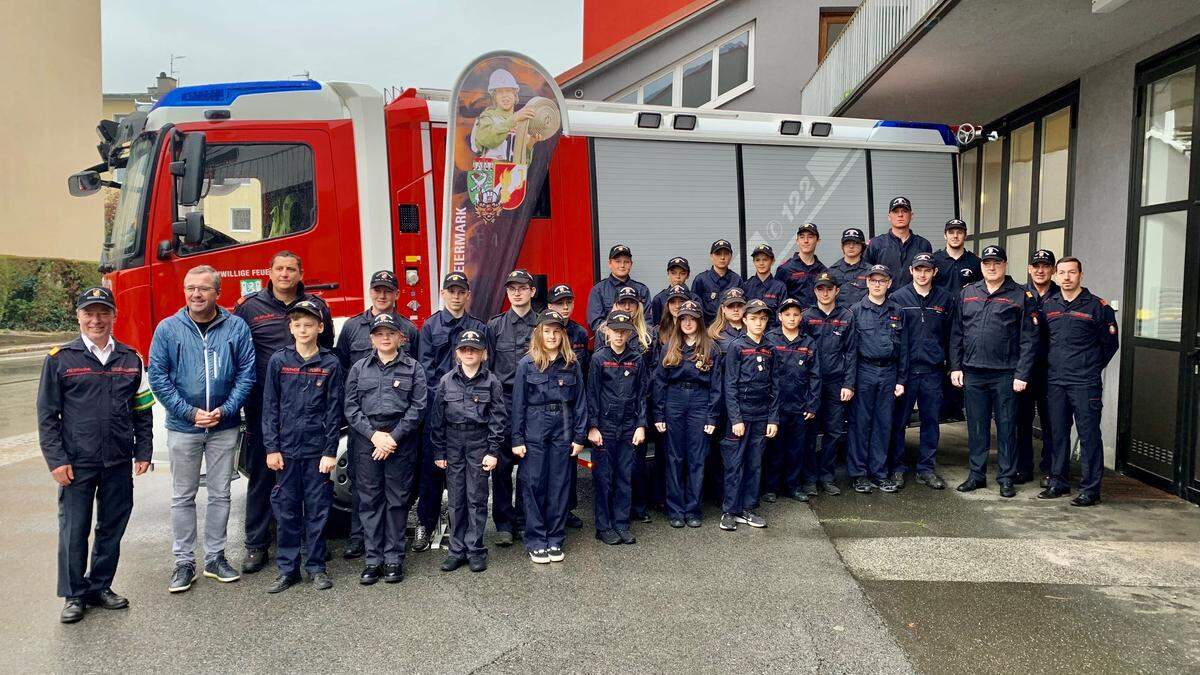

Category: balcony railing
[801, 0, 943, 116]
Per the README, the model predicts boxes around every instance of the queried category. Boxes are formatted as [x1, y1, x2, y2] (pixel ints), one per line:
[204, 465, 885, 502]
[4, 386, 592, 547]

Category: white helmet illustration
[487, 69, 519, 92]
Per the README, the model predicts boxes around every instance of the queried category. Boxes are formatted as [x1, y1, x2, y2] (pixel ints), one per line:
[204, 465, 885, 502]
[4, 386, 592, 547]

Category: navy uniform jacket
[428, 366, 507, 462]
[723, 334, 781, 425]
[486, 308, 538, 397]
[335, 309, 419, 370]
[1042, 289, 1119, 386]
[715, 324, 745, 355]
[932, 249, 982, 293]
[766, 328, 822, 416]
[586, 275, 651, 331]
[234, 283, 334, 389]
[587, 345, 649, 433]
[844, 296, 909, 392]
[693, 269, 744, 322]
[649, 286, 701, 326]
[1025, 280, 1060, 385]
[566, 319, 591, 382]
[774, 255, 827, 308]
[511, 355, 589, 447]
[37, 338, 153, 470]
[741, 274, 789, 318]
[890, 284, 955, 375]
[828, 258, 870, 308]
[344, 351, 427, 441]
[802, 305, 856, 385]
[866, 231, 933, 291]
[417, 309, 489, 393]
[949, 277, 1039, 381]
[262, 346, 343, 458]
[652, 341, 723, 427]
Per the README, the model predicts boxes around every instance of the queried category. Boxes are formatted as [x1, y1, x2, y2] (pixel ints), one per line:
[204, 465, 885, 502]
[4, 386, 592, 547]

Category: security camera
[574, 89, 583, 99]
[987, 130, 1000, 142]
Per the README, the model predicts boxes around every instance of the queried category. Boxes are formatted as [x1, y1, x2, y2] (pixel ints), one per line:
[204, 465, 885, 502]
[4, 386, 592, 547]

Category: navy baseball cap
[678, 300, 703, 319]
[720, 288, 747, 306]
[814, 271, 839, 288]
[370, 269, 398, 290]
[457, 329, 486, 350]
[867, 264, 892, 279]
[981, 245, 1007, 262]
[76, 286, 116, 311]
[841, 228, 866, 244]
[666, 284, 690, 300]
[911, 253, 935, 269]
[615, 286, 640, 303]
[944, 218, 968, 232]
[609, 244, 632, 259]
[538, 309, 567, 327]
[606, 311, 636, 332]
[710, 239, 733, 254]
[743, 299, 771, 316]
[369, 312, 400, 333]
[548, 284, 574, 302]
[287, 299, 324, 321]
[777, 298, 803, 314]
[797, 222, 819, 236]
[667, 257, 690, 272]
[505, 269, 534, 286]
[442, 272, 469, 290]
[1030, 249, 1056, 266]
[889, 196, 912, 211]
[751, 243, 775, 259]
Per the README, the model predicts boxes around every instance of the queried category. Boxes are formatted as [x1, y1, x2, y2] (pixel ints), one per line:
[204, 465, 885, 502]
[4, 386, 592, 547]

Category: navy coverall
[865, 231, 932, 291]
[345, 352, 427, 566]
[802, 305, 856, 482]
[888, 285, 954, 475]
[262, 346, 343, 577]
[742, 274, 789, 325]
[1016, 281, 1059, 482]
[565, 318, 592, 515]
[828, 258, 870, 309]
[429, 366, 507, 560]
[37, 338, 152, 600]
[765, 328, 821, 493]
[949, 277, 1038, 485]
[1042, 289, 1119, 497]
[416, 309, 489, 534]
[845, 297, 909, 482]
[774, 255, 827, 309]
[721, 334, 781, 514]
[587, 275, 651, 331]
[693, 268, 745, 323]
[511, 355, 588, 552]
[653, 341, 723, 521]
[587, 345, 648, 533]
[486, 307, 537, 534]
[234, 283, 333, 553]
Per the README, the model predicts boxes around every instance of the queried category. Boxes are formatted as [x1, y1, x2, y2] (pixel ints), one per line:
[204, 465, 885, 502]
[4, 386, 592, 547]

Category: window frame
[958, 83, 1078, 263]
[610, 23, 755, 109]
[818, 9, 855, 65]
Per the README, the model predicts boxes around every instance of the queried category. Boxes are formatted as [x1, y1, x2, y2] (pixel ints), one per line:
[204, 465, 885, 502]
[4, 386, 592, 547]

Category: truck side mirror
[170, 132, 207, 206]
[67, 170, 102, 197]
[172, 211, 205, 246]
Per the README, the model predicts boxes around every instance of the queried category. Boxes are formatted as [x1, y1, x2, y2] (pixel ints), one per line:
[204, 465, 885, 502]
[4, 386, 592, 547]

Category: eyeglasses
[866, 278, 890, 285]
[185, 285, 216, 293]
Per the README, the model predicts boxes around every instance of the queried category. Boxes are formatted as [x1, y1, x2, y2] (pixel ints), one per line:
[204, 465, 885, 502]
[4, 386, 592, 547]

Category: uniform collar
[455, 364, 488, 382]
[508, 307, 537, 325]
[606, 274, 630, 287]
[80, 333, 116, 356]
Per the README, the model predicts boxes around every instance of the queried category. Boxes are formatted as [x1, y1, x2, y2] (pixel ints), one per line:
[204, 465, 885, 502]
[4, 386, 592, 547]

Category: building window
[610, 24, 754, 109]
[960, 86, 1077, 265]
[819, 10, 854, 64]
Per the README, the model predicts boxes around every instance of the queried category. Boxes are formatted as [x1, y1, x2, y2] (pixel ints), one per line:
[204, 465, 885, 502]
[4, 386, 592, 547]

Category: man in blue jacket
[866, 197, 932, 292]
[148, 265, 256, 594]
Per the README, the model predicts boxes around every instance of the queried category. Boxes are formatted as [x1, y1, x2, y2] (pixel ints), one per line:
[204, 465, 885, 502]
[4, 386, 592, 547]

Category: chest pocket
[364, 368, 414, 417]
[350, 334, 373, 360]
[445, 388, 490, 424]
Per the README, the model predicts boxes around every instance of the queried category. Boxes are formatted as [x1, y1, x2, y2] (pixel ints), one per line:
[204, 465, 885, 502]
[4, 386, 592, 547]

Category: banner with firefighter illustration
[441, 51, 569, 318]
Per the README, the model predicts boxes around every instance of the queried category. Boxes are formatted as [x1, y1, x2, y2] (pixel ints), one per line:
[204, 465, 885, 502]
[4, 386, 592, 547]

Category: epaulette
[1099, 298, 1108, 306]
[489, 312, 506, 323]
[236, 294, 248, 306]
[47, 346, 61, 357]
[1025, 290, 1034, 298]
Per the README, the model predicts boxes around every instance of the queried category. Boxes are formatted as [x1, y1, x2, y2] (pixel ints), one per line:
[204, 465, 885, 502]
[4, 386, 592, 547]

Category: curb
[0, 342, 62, 356]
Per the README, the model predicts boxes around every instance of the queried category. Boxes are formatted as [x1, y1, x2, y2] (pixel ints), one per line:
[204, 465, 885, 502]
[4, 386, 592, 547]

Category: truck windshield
[103, 133, 156, 271]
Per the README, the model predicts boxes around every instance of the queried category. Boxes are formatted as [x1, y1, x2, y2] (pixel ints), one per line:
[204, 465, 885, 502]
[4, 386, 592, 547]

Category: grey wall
[567, 0, 830, 114]
[1071, 16, 1200, 466]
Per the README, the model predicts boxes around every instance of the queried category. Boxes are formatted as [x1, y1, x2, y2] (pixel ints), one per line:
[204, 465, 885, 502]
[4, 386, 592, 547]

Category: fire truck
[69, 78, 960, 511]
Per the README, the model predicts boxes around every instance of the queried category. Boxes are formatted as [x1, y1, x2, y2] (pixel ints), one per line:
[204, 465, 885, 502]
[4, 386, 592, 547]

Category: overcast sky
[101, 0, 584, 94]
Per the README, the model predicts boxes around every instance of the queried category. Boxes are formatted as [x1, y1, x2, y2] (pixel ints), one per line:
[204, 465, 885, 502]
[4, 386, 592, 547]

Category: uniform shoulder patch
[236, 295, 248, 306]
[1099, 298, 1108, 306]
[47, 346, 61, 357]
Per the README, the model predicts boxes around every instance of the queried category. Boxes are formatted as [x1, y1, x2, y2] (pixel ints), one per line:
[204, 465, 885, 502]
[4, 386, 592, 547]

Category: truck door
[149, 126, 344, 315]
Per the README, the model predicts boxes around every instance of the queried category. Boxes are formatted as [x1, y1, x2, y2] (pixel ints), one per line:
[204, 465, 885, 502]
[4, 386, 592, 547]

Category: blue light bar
[874, 120, 956, 146]
[153, 80, 322, 109]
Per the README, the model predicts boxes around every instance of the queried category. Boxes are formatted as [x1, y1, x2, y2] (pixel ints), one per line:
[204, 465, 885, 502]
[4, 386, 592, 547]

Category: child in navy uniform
[344, 313, 427, 585]
[429, 330, 506, 573]
[262, 300, 343, 593]
[512, 310, 588, 564]
[802, 272, 856, 495]
[763, 298, 822, 503]
[719, 299, 780, 531]
[547, 284, 590, 529]
[587, 311, 648, 545]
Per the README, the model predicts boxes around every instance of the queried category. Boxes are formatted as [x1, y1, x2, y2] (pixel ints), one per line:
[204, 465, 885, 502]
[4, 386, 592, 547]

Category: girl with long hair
[708, 287, 747, 351]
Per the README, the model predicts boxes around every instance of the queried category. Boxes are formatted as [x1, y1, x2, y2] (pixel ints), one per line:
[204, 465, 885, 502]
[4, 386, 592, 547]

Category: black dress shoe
[668, 518, 685, 528]
[494, 530, 514, 547]
[565, 512, 584, 529]
[383, 563, 404, 583]
[999, 482, 1016, 498]
[311, 571, 333, 590]
[596, 529, 621, 545]
[359, 565, 381, 586]
[1037, 487, 1069, 500]
[242, 548, 268, 574]
[85, 588, 129, 610]
[343, 540, 365, 560]
[266, 573, 301, 594]
[60, 598, 85, 624]
[468, 556, 488, 573]
[1070, 493, 1101, 507]
[440, 556, 467, 572]
[616, 529, 637, 544]
[916, 472, 946, 490]
[956, 478, 986, 492]
[685, 516, 702, 528]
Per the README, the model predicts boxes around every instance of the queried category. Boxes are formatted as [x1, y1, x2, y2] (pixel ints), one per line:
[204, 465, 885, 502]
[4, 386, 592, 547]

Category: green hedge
[0, 256, 102, 331]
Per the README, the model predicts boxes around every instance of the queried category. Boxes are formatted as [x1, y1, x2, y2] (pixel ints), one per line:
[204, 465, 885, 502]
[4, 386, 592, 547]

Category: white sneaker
[529, 549, 551, 564]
